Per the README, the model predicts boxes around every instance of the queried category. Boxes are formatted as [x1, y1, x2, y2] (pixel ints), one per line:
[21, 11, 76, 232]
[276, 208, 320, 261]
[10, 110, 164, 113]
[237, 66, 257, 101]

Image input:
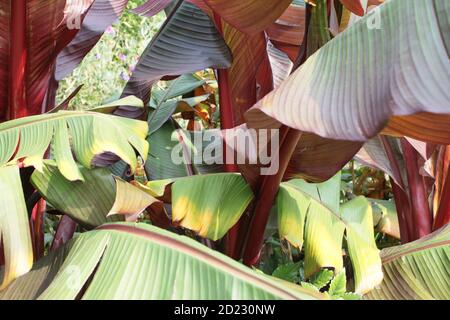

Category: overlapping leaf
[120, 1, 232, 117]
[340, 196, 383, 294]
[371, 199, 400, 239]
[31, 162, 122, 228]
[55, 0, 130, 81]
[266, 2, 306, 61]
[0, 166, 33, 289]
[277, 174, 382, 293]
[0, 223, 325, 299]
[170, 173, 254, 240]
[365, 224, 450, 300]
[245, 0, 450, 183]
[131, 0, 172, 17]
[0, 110, 149, 180]
[267, 42, 294, 89]
[355, 136, 406, 187]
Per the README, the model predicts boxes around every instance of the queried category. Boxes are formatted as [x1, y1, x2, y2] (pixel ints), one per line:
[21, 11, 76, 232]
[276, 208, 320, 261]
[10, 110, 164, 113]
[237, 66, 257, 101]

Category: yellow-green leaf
[0, 166, 33, 289]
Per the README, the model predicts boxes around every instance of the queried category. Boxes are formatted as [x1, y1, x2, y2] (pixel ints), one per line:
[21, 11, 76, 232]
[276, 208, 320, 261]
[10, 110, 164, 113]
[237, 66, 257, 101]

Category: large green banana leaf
[0, 110, 148, 288]
[116, 173, 254, 241]
[32, 160, 165, 229]
[0, 166, 33, 290]
[276, 173, 383, 294]
[131, 0, 173, 17]
[148, 74, 211, 134]
[0, 0, 94, 121]
[31, 162, 122, 229]
[200, 0, 292, 35]
[365, 224, 450, 300]
[247, 0, 450, 143]
[0, 223, 324, 300]
[151, 74, 207, 106]
[0, 110, 149, 180]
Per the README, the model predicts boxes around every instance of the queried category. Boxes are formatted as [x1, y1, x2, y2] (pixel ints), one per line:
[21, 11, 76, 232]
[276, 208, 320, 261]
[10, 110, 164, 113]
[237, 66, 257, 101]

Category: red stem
[9, 0, 27, 120]
[390, 179, 412, 243]
[30, 198, 46, 260]
[213, 12, 240, 256]
[433, 162, 450, 230]
[379, 136, 411, 242]
[213, 13, 238, 173]
[401, 138, 432, 239]
[0, 238, 4, 266]
[243, 128, 301, 266]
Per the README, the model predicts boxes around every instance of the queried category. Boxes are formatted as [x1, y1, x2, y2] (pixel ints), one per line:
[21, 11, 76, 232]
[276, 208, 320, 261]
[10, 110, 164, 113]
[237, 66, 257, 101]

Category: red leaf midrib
[9, 0, 27, 120]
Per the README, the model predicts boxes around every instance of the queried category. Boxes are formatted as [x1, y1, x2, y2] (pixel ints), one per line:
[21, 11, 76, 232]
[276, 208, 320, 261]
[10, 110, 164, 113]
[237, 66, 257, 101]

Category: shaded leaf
[31, 161, 122, 229]
[266, 3, 306, 61]
[310, 269, 334, 290]
[267, 41, 294, 88]
[55, 0, 130, 81]
[146, 120, 223, 180]
[120, 1, 231, 116]
[272, 262, 302, 283]
[370, 199, 400, 239]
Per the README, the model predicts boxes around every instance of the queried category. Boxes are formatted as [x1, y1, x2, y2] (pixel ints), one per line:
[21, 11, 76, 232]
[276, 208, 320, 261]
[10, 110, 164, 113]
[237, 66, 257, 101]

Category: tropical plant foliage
[0, 0, 449, 300]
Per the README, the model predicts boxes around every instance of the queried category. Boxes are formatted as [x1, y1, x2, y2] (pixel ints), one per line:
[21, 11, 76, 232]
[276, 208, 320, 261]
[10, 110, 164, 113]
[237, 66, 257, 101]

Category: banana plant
[0, 98, 149, 289]
[365, 224, 450, 300]
[0, 223, 324, 300]
[1, 0, 449, 301]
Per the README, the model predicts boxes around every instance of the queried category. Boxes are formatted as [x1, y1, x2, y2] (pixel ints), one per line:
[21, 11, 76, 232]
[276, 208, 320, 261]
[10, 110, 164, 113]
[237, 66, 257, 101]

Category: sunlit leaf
[0, 110, 149, 179]
[340, 196, 383, 294]
[1, 223, 325, 300]
[365, 224, 450, 300]
[0, 166, 33, 289]
[31, 161, 122, 229]
[246, 0, 450, 183]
